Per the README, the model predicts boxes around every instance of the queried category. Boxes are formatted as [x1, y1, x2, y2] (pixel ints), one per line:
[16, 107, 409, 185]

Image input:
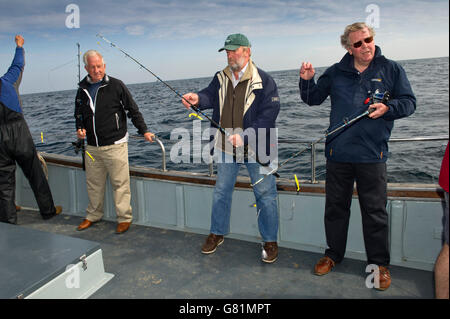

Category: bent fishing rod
[96, 34, 278, 176]
[251, 90, 391, 187]
[96, 34, 221, 133]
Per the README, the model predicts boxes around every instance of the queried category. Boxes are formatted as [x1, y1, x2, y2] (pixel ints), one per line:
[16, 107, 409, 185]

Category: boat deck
[15, 208, 435, 299]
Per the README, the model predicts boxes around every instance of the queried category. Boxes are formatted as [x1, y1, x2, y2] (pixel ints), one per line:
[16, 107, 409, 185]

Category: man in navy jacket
[182, 34, 281, 263]
[299, 22, 416, 290]
[0, 35, 61, 224]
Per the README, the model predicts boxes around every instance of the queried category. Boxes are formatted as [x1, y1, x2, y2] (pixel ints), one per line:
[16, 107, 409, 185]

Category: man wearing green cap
[182, 33, 281, 263]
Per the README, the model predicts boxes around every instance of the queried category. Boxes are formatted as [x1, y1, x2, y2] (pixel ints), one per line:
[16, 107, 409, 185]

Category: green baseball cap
[218, 33, 251, 52]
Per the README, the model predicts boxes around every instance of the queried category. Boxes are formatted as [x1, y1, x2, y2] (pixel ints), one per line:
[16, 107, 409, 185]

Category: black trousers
[324, 160, 390, 266]
[0, 116, 56, 224]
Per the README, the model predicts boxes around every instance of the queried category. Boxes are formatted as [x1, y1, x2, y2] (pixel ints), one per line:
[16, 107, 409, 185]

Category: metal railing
[155, 137, 167, 171]
[281, 135, 449, 183]
[131, 135, 167, 171]
[152, 135, 448, 182]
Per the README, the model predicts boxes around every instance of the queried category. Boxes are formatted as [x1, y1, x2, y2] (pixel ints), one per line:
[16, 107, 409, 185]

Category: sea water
[22, 57, 449, 184]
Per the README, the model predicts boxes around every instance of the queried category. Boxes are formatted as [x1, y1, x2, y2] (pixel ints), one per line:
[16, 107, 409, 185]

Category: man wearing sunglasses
[298, 22, 416, 290]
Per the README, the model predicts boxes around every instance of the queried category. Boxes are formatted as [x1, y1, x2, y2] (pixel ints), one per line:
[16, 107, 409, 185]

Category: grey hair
[340, 22, 375, 49]
[83, 50, 105, 65]
[242, 46, 252, 57]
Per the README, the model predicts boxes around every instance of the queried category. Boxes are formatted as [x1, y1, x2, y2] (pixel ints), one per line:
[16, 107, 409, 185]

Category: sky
[0, 0, 448, 94]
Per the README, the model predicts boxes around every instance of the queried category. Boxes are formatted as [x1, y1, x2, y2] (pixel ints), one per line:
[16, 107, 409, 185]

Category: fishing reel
[72, 139, 84, 154]
[365, 89, 391, 114]
[370, 89, 391, 104]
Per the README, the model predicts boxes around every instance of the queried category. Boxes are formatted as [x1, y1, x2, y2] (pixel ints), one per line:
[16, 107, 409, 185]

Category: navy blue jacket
[299, 46, 416, 163]
[197, 61, 280, 163]
[0, 47, 25, 114]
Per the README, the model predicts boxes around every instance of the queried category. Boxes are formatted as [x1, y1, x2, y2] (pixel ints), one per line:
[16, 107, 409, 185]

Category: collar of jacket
[217, 59, 263, 117]
[78, 74, 110, 89]
[337, 45, 388, 73]
[222, 59, 262, 88]
[223, 59, 252, 83]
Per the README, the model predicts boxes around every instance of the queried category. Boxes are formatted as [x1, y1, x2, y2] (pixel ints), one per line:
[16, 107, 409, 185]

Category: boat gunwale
[41, 152, 445, 200]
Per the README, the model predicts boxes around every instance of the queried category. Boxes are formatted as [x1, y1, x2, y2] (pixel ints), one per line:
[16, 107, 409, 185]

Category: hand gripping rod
[251, 107, 375, 187]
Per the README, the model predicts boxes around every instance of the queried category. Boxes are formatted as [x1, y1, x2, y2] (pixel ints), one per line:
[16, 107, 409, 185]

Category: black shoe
[42, 206, 62, 220]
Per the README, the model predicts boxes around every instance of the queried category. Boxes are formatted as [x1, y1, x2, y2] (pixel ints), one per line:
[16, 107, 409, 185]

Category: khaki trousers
[85, 143, 132, 223]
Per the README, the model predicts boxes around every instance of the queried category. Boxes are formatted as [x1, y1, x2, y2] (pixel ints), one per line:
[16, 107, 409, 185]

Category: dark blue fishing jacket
[0, 47, 25, 114]
[197, 60, 280, 163]
[299, 46, 416, 163]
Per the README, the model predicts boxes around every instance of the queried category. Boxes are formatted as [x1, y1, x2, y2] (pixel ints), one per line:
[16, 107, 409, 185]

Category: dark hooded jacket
[299, 46, 416, 163]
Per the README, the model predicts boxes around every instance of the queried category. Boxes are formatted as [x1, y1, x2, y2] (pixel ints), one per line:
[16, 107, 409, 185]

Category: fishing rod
[96, 34, 218, 128]
[96, 34, 279, 177]
[251, 90, 391, 187]
[74, 42, 87, 170]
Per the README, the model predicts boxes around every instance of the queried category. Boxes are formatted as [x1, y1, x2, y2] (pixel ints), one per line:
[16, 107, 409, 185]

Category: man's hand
[182, 93, 199, 109]
[144, 132, 155, 143]
[15, 35, 24, 48]
[77, 129, 86, 139]
[299, 62, 315, 80]
[228, 134, 244, 147]
[368, 103, 389, 119]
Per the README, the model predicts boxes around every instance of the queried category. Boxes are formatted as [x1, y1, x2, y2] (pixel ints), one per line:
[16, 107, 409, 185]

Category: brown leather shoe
[262, 242, 278, 263]
[314, 256, 335, 276]
[375, 266, 391, 291]
[77, 219, 94, 231]
[201, 233, 224, 254]
[55, 206, 62, 215]
[116, 222, 131, 234]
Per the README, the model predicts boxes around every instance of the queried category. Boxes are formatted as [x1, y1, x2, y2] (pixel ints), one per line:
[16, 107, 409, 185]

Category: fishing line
[49, 59, 77, 72]
[96, 34, 208, 119]
[47, 58, 77, 91]
[96, 34, 278, 176]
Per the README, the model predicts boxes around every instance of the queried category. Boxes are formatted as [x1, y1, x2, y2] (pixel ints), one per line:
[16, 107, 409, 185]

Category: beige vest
[215, 59, 263, 153]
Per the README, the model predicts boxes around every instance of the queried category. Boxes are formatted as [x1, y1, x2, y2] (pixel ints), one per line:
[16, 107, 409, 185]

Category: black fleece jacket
[74, 75, 148, 147]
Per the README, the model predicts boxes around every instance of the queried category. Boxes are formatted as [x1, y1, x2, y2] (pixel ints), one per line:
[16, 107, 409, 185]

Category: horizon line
[21, 55, 449, 96]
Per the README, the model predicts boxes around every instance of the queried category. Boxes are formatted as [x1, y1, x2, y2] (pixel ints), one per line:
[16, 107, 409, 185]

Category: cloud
[125, 25, 146, 36]
[1, 0, 448, 40]
[1, 0, 448, 94]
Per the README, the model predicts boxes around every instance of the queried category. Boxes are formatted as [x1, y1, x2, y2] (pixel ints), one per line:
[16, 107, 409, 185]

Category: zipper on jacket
[92, 86, 101, 147]
[92, 84, 108, 146]
[83, 84, 107, 147]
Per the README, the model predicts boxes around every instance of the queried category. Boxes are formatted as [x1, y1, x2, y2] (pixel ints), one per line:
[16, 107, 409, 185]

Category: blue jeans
[210, 150, 279, 242]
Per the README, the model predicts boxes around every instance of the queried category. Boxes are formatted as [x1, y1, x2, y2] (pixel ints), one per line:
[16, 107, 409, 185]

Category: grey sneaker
[201, 233, 224, 254]
[262, 242, 278, 263]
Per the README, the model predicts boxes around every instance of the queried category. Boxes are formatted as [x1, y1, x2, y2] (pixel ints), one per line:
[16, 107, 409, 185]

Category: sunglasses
[352, 36, 373, 48]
